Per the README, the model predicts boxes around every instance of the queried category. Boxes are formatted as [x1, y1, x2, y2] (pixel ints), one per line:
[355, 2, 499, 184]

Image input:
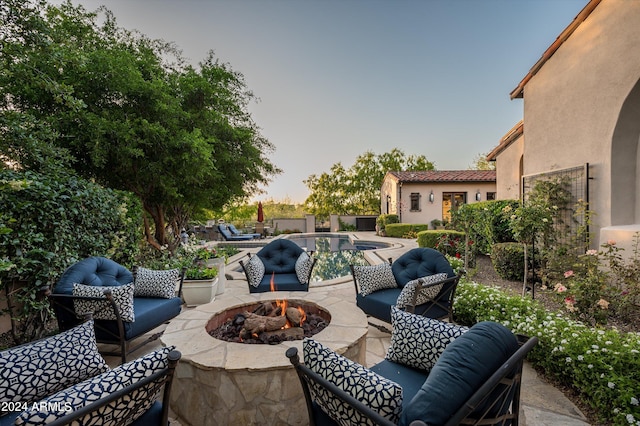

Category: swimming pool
[285, 234, 390, 282]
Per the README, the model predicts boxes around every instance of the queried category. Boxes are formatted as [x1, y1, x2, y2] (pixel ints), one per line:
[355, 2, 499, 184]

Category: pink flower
[607, 240, 616, 246]
[586, 249, 598, 256]
[564, 270, 574, 278]
[597, 299, 609, 310]
[554, 283, 567, 293]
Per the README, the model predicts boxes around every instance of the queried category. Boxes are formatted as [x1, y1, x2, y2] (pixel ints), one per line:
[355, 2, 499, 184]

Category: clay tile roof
[388, 170, 496, 183]
[487, 120, 524, 161]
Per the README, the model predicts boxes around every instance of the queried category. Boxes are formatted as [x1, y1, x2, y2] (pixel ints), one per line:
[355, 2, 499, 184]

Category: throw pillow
[399, 321, 520, 426]
[72, 282, 135, 322]
[245, 255, 265, 288]
[15, 346, 176, 426]
[134, 267, 180, 299]
[353, 263, 397, 296]
[304, 339, 403, 426]
[294, 252, 314, 284]
[386, 307, 468, 371]
[395, 273, 449, 309]
[0, 320, 109, 406]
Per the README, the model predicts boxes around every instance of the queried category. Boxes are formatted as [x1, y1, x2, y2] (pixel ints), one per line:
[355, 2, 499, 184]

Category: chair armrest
[286, 347, 396, 426]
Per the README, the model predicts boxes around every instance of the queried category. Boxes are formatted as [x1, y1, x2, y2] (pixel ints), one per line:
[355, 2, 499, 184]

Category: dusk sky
[58, 0, 588, 203]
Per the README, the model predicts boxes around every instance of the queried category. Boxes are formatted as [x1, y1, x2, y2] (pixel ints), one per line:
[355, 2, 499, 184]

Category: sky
[56, 0, 589, 203]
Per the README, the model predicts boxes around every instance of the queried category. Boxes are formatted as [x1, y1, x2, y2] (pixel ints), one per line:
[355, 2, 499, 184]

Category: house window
[442, 192, 466, 221]
[487, 192, 496, 201]
[410, 193, 421, 211]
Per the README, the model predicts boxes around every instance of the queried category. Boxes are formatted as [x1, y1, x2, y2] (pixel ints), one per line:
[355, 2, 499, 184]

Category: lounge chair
[228, 223, 261, 239]
[218, 223, 255, 241]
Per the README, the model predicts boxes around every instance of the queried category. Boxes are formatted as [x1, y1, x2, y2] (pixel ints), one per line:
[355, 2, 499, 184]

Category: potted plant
[194, 246, 235, 295]
[182, 263, 219, 306]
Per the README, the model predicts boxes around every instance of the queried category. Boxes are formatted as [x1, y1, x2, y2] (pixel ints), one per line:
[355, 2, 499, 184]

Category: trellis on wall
[522, 163, 591, 254]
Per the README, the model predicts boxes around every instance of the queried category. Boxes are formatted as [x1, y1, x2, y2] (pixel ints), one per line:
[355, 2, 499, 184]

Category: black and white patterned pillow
[0, 320, 109, 406]
[396, 273, 449, 309]
[15, 346, 176, 426]
[295, 252, 313, 284]
[386, 307, 468, 371]
[134, 267, 179, 299]
[304, 339, 403, 426]
[353, 263, 397, 296]
[245, 255, 265, 288]
[72, 282, 135, 322]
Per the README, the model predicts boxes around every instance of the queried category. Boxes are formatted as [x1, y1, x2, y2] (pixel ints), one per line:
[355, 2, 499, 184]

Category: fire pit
[208, 299, 330, 344]
[161, 287, 368, 425]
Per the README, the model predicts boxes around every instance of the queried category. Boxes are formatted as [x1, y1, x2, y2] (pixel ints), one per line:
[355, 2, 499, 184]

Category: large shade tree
[0, 0, 279, 248]
[304, 148, 434, 218]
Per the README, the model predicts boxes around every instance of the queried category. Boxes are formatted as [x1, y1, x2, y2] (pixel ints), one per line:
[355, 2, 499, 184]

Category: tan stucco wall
[494, 134, 524, 201]
[381, 179, 496, 226]
[519, 0, 640, 242]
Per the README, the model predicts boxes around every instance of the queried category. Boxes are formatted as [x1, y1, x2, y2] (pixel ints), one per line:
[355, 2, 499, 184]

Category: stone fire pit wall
[161, 289, 368, 426]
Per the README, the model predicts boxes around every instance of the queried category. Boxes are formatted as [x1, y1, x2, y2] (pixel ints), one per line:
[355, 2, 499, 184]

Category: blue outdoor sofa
[49, 257, 184, 364]
[240, 238, 316, 293]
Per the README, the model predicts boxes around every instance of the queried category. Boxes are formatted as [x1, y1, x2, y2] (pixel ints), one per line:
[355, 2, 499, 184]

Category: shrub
[491, 242, 526, 281]
[417, 230, 464, 250]
[451, 200, 518, 255]
[454, 280, 640, 426]
[0, 170, 142, 343]
[384, 223, 428, 238]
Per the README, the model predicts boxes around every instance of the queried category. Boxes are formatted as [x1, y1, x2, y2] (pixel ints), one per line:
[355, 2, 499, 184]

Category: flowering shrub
[454, 280, 640, 425]
[435, 233, 473, 259]
[445, 254, 464, 276]
[553, 238, 640, 325]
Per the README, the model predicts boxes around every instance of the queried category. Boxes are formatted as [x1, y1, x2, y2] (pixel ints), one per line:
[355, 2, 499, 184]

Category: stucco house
[487, 0, 640, 255]
[380, 170, 496, 227]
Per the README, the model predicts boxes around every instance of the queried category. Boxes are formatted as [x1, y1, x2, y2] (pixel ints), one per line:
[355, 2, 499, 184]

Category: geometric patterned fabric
[386, 307, 468, 372]
[133, 267, 180, 299]
[245, 255, 265, 288]
[72, 282, 135, 322]
[0, 321, 109, 406]
[395, 273, 448, 309]
[303, 339, 403, 426]
[14, 346, 176, 426]
[352, 263, 397, 296]
[294, 252, 313, 284]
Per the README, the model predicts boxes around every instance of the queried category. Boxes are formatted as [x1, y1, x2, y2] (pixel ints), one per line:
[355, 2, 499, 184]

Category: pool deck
[103, 232, 590, 425]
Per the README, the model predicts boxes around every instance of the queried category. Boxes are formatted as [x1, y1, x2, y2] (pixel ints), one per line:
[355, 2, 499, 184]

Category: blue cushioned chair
[218, 223, 255, 241]
[287, 321, 538, 426]
[228, 223, 261, 239]
[240, 238, 316, 293]
[49, 257, 185, 364]
[351, 248, 460, 325]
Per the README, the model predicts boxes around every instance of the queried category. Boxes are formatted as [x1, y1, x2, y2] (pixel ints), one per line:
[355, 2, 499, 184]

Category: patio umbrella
[257, 202, 264, 223]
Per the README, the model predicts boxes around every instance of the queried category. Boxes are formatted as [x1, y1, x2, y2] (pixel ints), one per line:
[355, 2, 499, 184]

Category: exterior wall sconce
[429, 191, 434, 203]
[475, 191, 482, 202]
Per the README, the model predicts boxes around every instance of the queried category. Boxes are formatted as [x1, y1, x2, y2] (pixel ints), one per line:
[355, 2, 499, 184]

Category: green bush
[385, 223, 428, 238]
[376, 214, 399, 232]
[0, 170, 142, 342]
[491, 242, 526, 281]
[454, 280, 640, 425]
[451, 200, 518, 255]
[417, 230, 464, 249]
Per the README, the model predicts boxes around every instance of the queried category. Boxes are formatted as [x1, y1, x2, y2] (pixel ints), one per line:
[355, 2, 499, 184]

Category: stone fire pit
[161, 287, 368, 425]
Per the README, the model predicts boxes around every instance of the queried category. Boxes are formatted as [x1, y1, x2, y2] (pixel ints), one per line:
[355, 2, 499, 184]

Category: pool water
[286, 235, 388, 282]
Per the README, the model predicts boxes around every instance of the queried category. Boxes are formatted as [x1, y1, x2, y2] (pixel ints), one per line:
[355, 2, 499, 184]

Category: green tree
[0, 0, 280, 250]
[304, 148, 434, 218]
[469, 152, 496, 171]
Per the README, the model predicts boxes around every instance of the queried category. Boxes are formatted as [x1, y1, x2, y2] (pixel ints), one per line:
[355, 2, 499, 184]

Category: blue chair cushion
[399, 321, 519, 426]
[248, 273, 309, 293]
[391, 248, 454, 287]
[94, 297, 182, 342]
[356, 289, 400, 324]
[257, 239, 304, 274]
[369, 359, 429, 404]
[54, 257, 133, 295]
